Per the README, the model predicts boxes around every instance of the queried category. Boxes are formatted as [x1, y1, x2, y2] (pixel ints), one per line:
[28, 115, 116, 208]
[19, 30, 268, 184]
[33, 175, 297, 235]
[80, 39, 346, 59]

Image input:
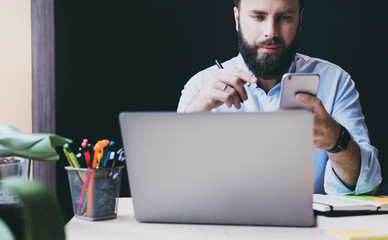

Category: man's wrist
[327, 125, 351, 153]
[185, 98, 212, 112]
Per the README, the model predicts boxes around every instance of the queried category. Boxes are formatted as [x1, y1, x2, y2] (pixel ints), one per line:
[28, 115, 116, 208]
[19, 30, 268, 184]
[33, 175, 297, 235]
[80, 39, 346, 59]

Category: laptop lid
[119, 111, 314, 227]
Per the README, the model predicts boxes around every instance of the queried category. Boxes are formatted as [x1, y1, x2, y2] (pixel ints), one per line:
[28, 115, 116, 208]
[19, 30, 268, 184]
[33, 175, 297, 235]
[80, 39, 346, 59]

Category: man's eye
[281, 15, 293, 20]
[253, 15, 265, 20]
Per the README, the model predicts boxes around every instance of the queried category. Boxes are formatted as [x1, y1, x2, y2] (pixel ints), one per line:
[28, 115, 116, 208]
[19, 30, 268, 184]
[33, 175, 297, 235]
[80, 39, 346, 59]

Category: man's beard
[238, 28, 299, 80]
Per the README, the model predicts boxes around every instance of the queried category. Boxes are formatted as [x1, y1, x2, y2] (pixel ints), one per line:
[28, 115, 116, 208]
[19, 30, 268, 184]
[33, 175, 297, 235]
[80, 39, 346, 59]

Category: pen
[112, 148, 125, 167]
[215, 59, 243, 103]
[86, 171, 96, 218]
[75, 152, 86, 168]
[64, 143, 81, 168]
[87, 143, 94, 168]
[77, 172, 90, 214]
[104, 151, 116, 168]
[63, 144, 84, 183]
[62, 147, 75, 167]
[97, 151, 102, 168]
[215, 59, 223, 69]
[102, 141, 115, 168]
[76, 145, 87, 168]
[92, 139, 110, 169]
[117, 148, 126, 166]
[81, 139, 91, 168]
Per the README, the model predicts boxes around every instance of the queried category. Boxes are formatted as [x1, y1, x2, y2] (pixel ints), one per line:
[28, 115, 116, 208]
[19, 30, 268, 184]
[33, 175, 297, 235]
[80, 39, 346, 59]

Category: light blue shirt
[177, 53, 382, 195]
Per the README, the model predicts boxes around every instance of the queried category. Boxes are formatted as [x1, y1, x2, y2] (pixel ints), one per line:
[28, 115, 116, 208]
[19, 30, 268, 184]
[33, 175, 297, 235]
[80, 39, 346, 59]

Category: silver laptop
[119, 111, 315, 227]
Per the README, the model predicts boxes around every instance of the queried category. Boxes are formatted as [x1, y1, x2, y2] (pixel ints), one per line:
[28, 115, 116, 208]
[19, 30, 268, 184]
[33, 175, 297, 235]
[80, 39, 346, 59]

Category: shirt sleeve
[324, 144, 382, 195]
[323, 72, 382, 195]
[177, 67, 217, 113]
[177, 74, 203, 113]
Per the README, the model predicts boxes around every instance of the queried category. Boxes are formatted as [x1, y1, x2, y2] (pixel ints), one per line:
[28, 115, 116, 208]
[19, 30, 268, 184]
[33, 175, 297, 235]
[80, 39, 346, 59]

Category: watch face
[327, 126, 350, 153]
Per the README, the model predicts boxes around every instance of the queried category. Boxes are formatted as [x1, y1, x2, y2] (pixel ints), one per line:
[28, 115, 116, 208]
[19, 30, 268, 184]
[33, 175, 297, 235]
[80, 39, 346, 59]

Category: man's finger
[213, 90, 231, 108]
[213, 89, 238, 109]
[218, 69, 257, 85]
[225, 86, 242, 109]
[217, 70, 256, 101]
[296, 93, 326, 115]
[232, 69, 258, 84]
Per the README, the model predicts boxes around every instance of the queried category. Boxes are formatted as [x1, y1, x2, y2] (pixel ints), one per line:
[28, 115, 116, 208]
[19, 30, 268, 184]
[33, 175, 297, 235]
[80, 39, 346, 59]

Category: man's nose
[264, 19, 279, 39]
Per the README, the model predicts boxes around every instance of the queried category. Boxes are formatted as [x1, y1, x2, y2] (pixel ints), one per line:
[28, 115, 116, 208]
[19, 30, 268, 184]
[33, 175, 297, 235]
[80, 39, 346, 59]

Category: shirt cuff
[323, 143, 382, 195]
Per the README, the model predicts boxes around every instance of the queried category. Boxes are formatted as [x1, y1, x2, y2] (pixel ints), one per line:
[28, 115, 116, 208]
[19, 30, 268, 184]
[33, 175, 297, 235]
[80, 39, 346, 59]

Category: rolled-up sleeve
[324, 143, 382, 195]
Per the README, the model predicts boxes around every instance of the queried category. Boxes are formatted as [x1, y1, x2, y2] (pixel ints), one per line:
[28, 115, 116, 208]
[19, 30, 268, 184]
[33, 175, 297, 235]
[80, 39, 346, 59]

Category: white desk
[66, 198, 388, 240]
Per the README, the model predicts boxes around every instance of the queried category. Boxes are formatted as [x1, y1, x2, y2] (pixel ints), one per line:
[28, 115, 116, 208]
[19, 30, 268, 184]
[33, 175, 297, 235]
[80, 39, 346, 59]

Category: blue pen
[105, 151, 116, 168]
[102, 141, 115, 168]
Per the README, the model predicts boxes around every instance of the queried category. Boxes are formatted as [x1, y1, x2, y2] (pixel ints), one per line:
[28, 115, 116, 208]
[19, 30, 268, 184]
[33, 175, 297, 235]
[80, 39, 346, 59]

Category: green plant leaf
[0, 125, 72, 161]
[0, 218, 15, 240]
[1, 177, 66, 240]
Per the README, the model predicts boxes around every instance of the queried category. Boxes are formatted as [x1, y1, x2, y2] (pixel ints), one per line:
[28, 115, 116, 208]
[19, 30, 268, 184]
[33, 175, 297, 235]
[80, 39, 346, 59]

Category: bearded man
[177, 0, 381, 195]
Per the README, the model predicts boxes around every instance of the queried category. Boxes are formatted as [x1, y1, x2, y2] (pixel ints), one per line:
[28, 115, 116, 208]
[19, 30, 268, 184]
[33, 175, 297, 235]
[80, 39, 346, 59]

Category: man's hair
[233, 0, 306, 11]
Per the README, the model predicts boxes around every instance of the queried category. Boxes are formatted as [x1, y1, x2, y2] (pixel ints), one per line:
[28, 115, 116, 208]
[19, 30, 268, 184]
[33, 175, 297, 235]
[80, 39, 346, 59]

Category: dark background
[55, 0, 388, 221]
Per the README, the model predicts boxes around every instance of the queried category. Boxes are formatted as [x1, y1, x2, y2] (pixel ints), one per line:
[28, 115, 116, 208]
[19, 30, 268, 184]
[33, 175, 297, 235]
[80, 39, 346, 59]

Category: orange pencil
[86, 171, 96, 217]
[66, 152, 77, 168]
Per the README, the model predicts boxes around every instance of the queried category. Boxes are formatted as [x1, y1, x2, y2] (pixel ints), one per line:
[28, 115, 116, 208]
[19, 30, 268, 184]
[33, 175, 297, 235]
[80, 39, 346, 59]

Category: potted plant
[0, 125, 72, 240]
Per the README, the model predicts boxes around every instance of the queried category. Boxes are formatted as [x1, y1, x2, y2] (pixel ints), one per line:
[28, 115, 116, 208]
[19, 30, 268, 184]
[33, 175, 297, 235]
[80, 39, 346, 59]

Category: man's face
[234, 0, 302, 80]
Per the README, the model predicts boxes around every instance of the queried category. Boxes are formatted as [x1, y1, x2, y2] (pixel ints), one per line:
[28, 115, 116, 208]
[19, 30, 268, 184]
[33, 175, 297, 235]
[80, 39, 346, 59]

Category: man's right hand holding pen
[185, 61, 257, 112]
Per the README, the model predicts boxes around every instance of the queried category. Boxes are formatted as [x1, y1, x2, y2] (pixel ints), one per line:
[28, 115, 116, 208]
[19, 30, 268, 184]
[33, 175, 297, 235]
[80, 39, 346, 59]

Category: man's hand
[296, 93, 361, 190]
[185, 69, 257, 112]
[295, 93, 342, 150]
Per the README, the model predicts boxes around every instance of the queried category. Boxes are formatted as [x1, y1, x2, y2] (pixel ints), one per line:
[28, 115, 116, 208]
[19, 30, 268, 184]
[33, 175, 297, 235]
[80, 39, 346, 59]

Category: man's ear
[234, 7, 239, 32]
[299, 9, 304, 32]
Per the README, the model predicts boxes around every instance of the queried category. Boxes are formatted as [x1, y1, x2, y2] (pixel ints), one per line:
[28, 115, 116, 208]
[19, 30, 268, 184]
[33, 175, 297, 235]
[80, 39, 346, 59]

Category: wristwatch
[327, 125, 351, 153]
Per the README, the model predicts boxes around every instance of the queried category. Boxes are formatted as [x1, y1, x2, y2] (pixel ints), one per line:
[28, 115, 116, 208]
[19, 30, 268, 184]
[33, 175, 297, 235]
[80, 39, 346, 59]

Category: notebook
[119, 111, 315, 227]
[313, 194, 388, 212]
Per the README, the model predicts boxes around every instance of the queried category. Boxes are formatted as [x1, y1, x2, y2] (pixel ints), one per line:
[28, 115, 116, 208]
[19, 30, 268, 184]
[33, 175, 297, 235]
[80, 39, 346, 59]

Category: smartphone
[279, 73, 320, 111]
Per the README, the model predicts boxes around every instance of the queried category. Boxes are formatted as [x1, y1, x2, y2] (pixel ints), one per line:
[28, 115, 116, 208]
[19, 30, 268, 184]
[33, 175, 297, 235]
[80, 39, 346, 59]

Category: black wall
[55, 0, 388, 221]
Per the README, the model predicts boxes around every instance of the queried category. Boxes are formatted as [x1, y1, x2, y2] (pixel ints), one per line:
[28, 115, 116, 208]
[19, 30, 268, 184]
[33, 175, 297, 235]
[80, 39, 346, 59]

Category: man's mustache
[255, 38, 285, 48]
